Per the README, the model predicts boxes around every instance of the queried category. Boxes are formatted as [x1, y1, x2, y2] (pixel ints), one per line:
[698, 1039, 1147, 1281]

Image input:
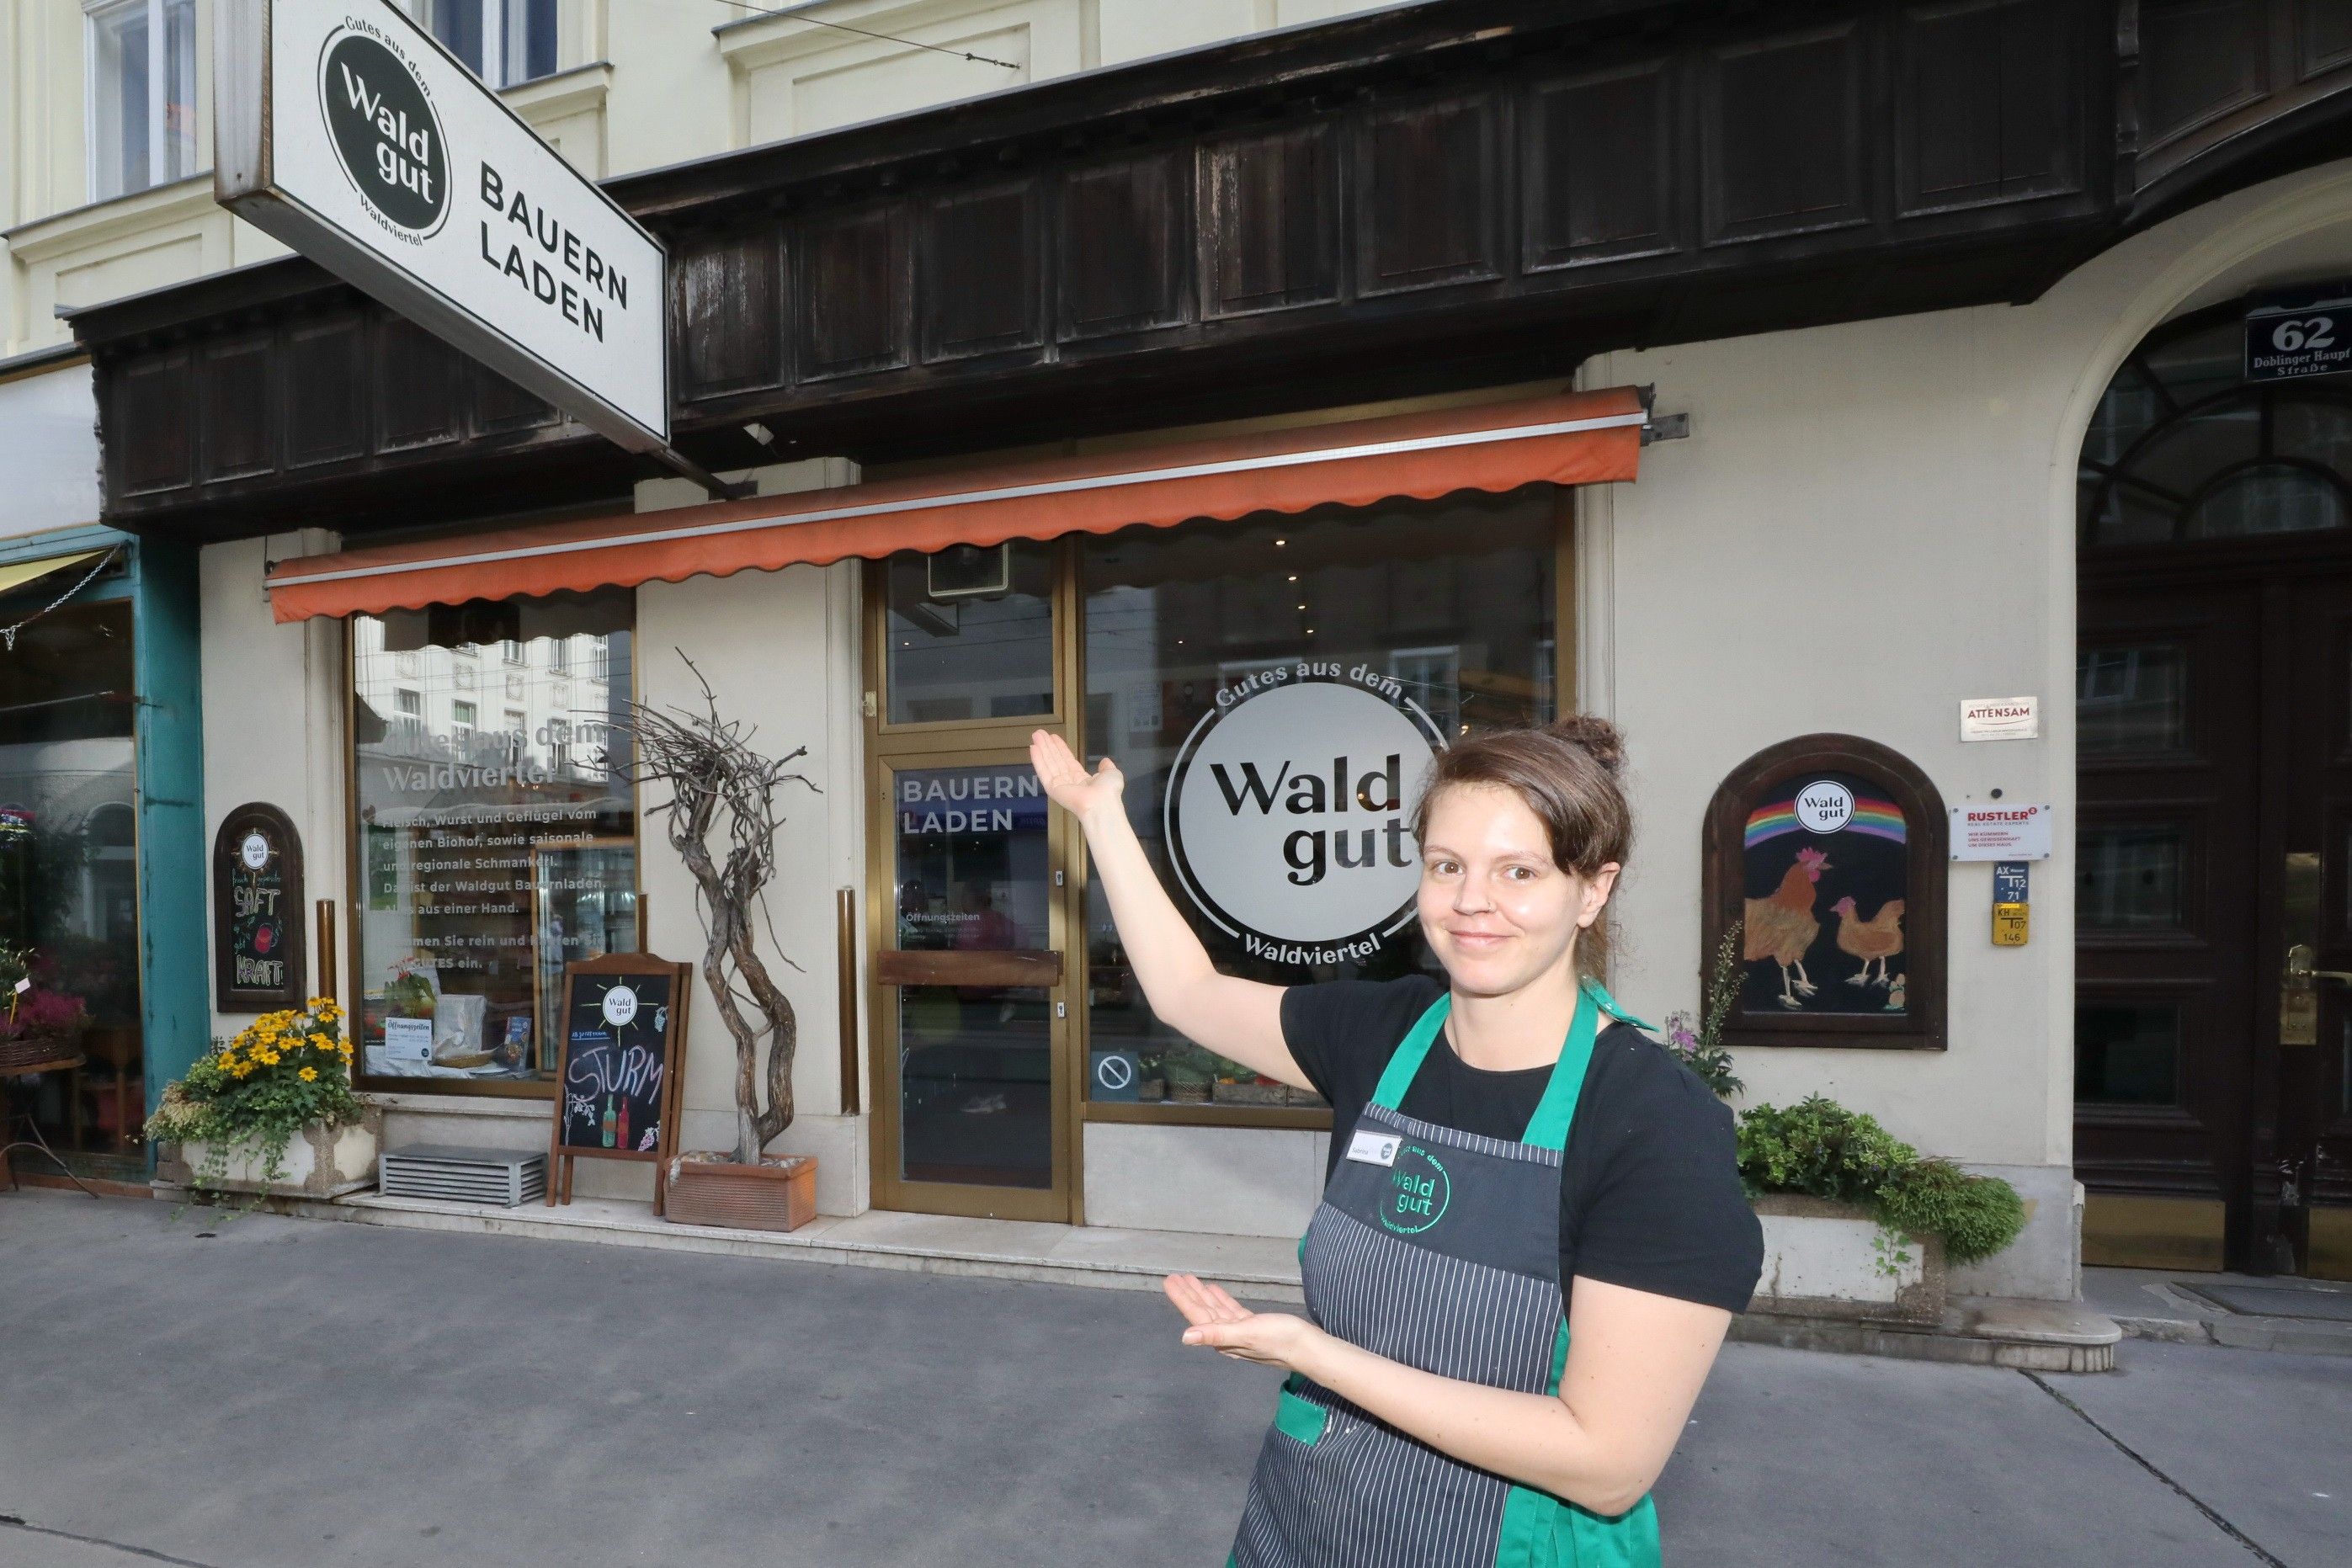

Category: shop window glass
[351, 591, 636, 1086]
[885, 542, 1056, 725]
[2074, 1001, 2182, 1106]
[0, 597, 142, 1167]
[423, 0, 558, 88]
[2077, 643, 2185, 753]
[87, 0, 198, 202]
[2076, 827, 2185, 930]
[1080, 490, 1556, 1107]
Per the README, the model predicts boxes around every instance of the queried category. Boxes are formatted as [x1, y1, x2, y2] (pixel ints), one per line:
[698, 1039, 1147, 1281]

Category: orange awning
[267, 385, 1650, 623]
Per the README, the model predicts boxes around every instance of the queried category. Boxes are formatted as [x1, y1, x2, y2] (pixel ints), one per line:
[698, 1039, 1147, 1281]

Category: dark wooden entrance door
[2280, 573, 2352, 1278]
[2078, 556, 2352, 1277]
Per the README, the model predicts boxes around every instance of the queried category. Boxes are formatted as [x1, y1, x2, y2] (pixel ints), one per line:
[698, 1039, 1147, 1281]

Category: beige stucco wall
[1579, 157, 2352, 1297]
[199, 534, 353, 1050]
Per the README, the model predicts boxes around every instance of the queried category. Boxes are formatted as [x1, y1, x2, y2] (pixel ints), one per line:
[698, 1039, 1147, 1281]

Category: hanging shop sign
[2244, 286, 2352, 384]
[213, 0, 669, 451]
[547, 951, 689, 1212]
[1702, 735, 1947, 1051]
[1164, 666, 1446, 967]
[1950, 801, 2053, 860]
[212, 803, 307, 1013]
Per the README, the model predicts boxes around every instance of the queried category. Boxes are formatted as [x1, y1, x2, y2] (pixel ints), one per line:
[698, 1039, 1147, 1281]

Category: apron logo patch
[1379, 1145, 1450, 1236]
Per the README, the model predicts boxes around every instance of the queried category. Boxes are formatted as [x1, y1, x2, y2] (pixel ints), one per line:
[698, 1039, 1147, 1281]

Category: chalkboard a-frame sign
[547, 951, 691, 1214]
[212, 803, 305, 1013]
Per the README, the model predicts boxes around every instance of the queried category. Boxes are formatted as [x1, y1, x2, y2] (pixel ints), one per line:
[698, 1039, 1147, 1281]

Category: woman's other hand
[1164, 1273, 1325, 1374]
[1030, 729, 1124, 823]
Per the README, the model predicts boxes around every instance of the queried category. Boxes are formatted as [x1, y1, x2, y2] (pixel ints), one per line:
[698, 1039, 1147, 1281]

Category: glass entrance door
[865, 538, 1078, 1222]
[872, 752, 1070, 1216]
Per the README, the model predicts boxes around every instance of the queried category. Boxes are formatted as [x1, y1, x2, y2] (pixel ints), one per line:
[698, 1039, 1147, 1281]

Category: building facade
[19, 0, 2352, 1294]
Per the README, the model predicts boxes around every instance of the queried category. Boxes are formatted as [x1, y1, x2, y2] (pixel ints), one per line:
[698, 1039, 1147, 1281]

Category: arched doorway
[2078, 299, 2352, 1278]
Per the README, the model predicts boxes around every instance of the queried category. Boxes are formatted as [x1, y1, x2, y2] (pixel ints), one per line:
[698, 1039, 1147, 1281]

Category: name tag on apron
[1344, 1128, 1401, 1167]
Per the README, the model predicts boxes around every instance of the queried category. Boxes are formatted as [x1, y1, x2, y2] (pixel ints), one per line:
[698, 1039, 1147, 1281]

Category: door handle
[2286, 943, 2352, 986]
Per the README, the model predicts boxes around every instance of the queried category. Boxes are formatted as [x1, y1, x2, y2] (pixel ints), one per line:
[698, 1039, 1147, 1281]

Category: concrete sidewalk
[3, 1191, 2345, 1567]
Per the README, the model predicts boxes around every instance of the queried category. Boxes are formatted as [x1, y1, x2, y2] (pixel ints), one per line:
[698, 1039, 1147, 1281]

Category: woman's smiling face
[1416, 783, 1618, 997]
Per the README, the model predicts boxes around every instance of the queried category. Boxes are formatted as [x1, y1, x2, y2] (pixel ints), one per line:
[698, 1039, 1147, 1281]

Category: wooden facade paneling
[282, 312, 369, 471]
[1200, 123, 1342, 318]
[796, 205, 912, 382]
[921, 181, 1046, 363]
[1897, 0, 2081, 215]
[1703, 23, 1870, 246]
[1522, 63, 1679, 274]
[67, 0, 2352, 539]
[1356, 93, 1506, 297]
[1057, 151, 1191, 342]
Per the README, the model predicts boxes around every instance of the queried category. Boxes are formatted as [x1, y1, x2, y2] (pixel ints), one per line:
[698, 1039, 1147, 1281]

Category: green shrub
[1878, 1157, 2028, 1266]
[1737, 1095, 2026, 1264]
[1735, 1095, 1918, 1208]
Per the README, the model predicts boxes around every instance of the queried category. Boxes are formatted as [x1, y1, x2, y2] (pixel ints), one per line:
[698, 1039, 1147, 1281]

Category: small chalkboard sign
[212, 803, 305, 1013]
[546, 951, 690, 1213]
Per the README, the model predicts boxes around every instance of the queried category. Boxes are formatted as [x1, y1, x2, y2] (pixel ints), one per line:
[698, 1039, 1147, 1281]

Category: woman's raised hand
[1030, 730, 1124, 821]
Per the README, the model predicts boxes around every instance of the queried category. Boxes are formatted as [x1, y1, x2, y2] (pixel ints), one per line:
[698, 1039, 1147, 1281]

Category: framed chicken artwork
[1701, 734, 1948, 1050]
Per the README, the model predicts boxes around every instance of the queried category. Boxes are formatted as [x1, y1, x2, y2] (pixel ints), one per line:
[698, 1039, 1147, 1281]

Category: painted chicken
[1746, 848, 1830, 1008]
[1831, 896, 1905, 987]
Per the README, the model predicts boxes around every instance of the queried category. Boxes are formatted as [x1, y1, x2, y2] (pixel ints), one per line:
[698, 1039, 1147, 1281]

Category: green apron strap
[1369, 993, 1451, 1110]
[1370, 981, 1624, 1149]
[1520, 984, 1601, 1152]
[1578, 975, 1654, 1034]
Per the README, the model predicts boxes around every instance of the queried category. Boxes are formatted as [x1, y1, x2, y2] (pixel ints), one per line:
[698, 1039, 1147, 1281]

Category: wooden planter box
[1749, 1194, 1946, 1326]
[664, 1151, 817, 1232]
[157, 1111, 381, 1199]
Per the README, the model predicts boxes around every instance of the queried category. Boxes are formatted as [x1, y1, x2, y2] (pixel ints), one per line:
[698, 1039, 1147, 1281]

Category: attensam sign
[1165, 663, 1446, 967]
[214, 0, 668, 449]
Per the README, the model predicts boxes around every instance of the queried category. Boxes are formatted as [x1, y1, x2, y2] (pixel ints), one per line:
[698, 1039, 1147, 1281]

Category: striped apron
[1229, 981, 1662, 1568]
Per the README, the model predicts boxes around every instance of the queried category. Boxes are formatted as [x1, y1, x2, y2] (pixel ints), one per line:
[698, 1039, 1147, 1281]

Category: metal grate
[379, 1144, 547, 1208]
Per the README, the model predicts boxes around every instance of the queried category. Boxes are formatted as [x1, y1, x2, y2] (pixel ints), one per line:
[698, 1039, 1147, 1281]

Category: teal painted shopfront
[0, 526, 205, 1184]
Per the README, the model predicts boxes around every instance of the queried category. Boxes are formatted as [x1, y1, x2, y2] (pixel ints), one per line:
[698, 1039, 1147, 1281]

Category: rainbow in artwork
[1744, 796, 1907, 848]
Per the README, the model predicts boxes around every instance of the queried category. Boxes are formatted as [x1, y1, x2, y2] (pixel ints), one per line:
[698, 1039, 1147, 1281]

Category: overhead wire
[700, 0, 1023, 71]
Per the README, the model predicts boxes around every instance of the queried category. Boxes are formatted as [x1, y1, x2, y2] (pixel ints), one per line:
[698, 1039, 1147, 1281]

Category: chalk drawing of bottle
[617, 1097, 631, 1150]
[601, 1094, 617, 1149]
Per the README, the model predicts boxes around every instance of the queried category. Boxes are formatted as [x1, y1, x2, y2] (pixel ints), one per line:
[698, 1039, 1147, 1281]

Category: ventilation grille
[379, 1144, 548, 1208]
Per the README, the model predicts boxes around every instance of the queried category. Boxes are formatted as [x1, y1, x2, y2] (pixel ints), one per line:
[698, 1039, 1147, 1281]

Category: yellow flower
[299, 1066, 318, 1082]
[258, 1050, 280, 1066]
[216, 1053, 236, 1071]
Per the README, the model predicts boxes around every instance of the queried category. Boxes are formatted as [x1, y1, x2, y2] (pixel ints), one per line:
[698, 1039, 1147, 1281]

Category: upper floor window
[422, 0, 558, 88]
[87, 0, 198, 201]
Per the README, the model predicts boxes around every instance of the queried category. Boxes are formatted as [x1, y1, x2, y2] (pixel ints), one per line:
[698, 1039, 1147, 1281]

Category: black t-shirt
[1281, 974, 1763, 1316]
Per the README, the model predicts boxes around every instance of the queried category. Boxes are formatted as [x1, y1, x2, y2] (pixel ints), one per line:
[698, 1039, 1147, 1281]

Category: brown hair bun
[1545, 713, 1626, 774]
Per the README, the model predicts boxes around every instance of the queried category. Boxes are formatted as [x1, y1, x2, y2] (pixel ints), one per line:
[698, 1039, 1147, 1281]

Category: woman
[1030, 715, 1761, 1567]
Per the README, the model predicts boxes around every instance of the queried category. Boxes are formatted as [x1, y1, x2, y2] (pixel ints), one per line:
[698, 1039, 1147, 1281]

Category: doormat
[2180, 1284, 2352, 1322]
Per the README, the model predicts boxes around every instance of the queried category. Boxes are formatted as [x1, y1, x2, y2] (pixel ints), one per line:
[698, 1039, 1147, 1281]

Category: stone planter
[157, 1108, 382, 1199]
[1749, 1194, 1945, 1326]
[664, 1151, 817, 1232]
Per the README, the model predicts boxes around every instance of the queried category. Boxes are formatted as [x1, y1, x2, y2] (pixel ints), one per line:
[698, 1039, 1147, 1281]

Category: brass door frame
[865, 549, 1083, 1223]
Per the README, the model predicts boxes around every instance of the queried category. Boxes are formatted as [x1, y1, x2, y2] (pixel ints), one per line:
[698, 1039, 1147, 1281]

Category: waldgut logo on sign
[321, 30, 449, 238]
[1165, 666, 1445, 966]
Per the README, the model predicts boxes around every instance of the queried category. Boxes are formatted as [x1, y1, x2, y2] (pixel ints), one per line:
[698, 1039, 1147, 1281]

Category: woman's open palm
[1030, 730, 1124, 818]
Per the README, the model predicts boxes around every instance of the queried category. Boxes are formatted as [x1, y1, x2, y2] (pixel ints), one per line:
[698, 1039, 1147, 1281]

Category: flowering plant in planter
[0, 943, 92, 1068]
[145, 998, 364, 1193]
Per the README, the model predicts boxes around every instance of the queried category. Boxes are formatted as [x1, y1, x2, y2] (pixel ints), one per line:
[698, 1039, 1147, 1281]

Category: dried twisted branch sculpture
[609, 651, 817, 1164]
